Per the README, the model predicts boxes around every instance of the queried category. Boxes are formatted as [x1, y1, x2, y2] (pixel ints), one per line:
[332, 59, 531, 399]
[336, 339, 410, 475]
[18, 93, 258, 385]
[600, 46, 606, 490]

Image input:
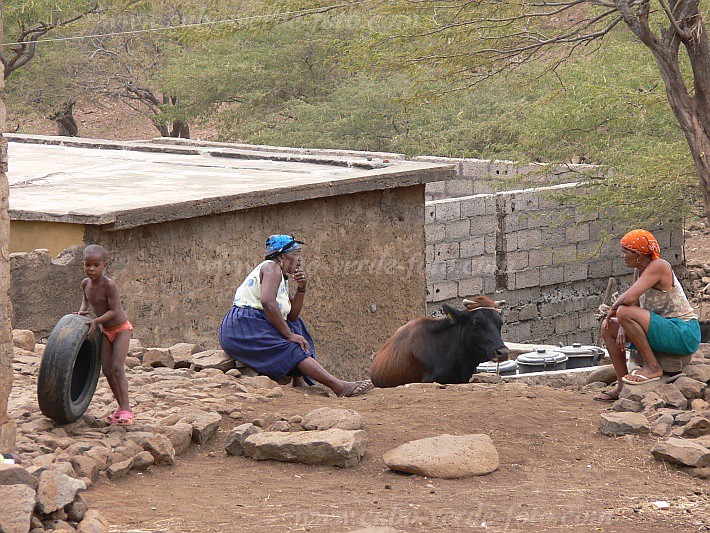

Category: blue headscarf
[265, 234, 303, 256]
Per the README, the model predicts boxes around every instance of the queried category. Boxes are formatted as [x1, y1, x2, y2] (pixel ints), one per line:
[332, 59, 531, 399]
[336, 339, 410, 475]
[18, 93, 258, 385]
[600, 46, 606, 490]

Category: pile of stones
[595, 344, 710, 479]
[3, 328, 288, 533]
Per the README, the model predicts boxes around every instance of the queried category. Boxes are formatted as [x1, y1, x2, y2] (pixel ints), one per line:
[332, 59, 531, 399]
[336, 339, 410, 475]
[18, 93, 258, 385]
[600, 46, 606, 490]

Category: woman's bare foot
[292, 376, 307, 388]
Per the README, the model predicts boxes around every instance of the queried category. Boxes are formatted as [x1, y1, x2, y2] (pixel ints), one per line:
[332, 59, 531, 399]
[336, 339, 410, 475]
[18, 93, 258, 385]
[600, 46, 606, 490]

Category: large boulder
[599, 412, 651, 436]
[301, 408, 363, 431]
[225, 423, 262, 456]
[243, 429, 367, 468]
[651, 437, 710, 468]
[12, 329, 36, 351]
[383, 434, 499, 479]
[684, 363, 710, 384]
[190, 350, 235, 372]
[36, 469, 87, 514]
[0, 484, 36, 533]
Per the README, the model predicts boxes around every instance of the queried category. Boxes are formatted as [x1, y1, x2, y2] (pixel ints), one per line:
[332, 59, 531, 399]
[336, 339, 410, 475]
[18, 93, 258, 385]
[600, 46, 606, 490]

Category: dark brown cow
[370, 296, 509, 387]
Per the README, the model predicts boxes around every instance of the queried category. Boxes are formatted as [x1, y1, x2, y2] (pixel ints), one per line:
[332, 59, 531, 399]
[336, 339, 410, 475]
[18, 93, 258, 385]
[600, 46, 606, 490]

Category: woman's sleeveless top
[640, 271, 697, 321]
[232, 260, 291, 319]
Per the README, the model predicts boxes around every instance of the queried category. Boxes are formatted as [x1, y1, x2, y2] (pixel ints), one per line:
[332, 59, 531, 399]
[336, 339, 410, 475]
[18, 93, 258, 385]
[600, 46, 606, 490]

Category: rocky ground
[2, 325, 709, 533]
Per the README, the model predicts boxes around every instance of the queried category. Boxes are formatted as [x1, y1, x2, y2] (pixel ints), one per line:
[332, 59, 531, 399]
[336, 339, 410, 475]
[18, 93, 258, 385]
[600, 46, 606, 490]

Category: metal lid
[556, 342, 605, 356]
[517, 348, 568, 365]
[476, 360, 518, 373]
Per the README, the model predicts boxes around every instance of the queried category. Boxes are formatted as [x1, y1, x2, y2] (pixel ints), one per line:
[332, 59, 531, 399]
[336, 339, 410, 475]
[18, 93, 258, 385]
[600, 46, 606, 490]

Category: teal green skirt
[646, 313, 700, 355]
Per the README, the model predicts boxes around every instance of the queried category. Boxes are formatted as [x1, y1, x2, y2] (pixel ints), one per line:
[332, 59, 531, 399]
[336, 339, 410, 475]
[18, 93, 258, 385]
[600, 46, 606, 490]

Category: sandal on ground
[105, 408, 121, 425]
[621, 368, 661, 385]
[593, 390, 619, 403]
[115, 410, 135, 426]
[341, 380, 374, 398]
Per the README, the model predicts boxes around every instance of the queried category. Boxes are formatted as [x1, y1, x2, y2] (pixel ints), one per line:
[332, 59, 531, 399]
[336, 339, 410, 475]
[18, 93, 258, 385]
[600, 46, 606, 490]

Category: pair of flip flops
[621, 368, 661, 386]
[105, 408, 135, 426]
[340, 380, 374, 398]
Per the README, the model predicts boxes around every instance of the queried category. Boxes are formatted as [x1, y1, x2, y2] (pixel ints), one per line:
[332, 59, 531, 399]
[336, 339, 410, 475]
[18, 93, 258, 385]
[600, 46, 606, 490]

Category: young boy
[77, 244, 134, 425]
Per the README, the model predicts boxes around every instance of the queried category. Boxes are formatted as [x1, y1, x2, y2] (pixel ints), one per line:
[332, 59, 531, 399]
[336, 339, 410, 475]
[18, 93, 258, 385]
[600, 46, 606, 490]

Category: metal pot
[516, 348, 568, 374]
[556, 342, 605, 369]
[476, 359, 518, 376]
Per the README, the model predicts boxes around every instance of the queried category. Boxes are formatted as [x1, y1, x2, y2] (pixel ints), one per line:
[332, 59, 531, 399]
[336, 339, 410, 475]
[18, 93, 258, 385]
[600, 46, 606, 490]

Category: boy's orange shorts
[101, 321, 133, 343]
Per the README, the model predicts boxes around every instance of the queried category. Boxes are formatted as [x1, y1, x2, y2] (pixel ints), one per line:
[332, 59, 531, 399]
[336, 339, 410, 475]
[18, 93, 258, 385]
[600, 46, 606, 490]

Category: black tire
[37, 314, 102, 423]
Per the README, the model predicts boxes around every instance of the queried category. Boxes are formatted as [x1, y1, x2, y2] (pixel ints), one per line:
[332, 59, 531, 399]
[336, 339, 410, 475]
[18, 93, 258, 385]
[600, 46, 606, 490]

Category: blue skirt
[219, 306, 315, 384]
[646, 313, 700, 355]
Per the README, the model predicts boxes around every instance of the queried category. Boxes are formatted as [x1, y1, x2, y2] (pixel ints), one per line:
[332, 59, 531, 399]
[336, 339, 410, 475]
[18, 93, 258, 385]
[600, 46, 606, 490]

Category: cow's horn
[494, 299, 506, 307]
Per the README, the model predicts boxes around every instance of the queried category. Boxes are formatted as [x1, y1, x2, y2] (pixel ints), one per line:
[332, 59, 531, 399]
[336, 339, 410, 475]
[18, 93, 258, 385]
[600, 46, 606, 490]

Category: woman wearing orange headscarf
[595, 229, 700, 401]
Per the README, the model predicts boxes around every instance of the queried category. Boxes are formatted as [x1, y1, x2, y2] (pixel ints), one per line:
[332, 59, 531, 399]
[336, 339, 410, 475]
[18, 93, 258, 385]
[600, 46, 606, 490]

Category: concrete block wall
[426, 182, 683, 346]
[418, 156, 600, 200]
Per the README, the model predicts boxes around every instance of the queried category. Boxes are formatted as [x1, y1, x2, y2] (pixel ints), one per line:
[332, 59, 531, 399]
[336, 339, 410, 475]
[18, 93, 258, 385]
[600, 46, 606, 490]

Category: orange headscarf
[620, 229, 661, 260]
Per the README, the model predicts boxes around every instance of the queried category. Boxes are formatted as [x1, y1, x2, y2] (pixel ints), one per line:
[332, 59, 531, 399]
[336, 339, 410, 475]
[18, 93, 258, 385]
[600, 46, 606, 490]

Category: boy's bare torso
[82, 276, 128, 328]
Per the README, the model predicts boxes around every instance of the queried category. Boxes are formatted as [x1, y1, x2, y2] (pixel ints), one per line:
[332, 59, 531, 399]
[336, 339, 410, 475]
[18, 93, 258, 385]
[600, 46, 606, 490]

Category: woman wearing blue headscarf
[219, 234, 373, 397]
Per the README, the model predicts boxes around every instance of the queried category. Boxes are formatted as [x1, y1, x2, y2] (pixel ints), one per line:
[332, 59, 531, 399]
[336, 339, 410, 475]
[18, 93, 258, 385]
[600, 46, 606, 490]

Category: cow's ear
[441, 304, 463, 322]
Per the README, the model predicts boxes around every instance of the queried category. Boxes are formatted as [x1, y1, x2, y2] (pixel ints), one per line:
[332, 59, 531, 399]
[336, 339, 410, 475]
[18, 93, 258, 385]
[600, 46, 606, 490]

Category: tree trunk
[48, 101, 79, 137]
[0, 2, 17, 454]
[169, 120, 190, 139]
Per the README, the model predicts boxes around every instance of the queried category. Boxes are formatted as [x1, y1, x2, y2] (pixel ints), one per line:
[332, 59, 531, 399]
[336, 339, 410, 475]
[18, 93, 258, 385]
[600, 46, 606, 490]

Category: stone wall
[425, 183, 684, 345]
[10, 247, 85, 341]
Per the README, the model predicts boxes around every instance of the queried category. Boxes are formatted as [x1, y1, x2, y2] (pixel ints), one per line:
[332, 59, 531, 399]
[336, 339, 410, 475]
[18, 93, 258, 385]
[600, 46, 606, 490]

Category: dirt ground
[82, 383, 708, 533]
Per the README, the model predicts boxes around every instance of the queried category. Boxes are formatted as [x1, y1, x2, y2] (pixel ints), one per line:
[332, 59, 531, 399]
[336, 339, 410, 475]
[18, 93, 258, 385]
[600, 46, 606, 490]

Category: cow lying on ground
[370, 296, 509, 387]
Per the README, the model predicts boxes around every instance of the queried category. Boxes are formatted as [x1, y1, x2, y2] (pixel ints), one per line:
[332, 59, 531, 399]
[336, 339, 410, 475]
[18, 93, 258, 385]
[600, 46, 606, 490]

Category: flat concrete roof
[7, 134, 455, 230]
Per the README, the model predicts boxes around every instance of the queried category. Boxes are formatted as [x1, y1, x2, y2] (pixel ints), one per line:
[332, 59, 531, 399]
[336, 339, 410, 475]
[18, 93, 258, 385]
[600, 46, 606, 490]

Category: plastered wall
[76, 186, 427, 380]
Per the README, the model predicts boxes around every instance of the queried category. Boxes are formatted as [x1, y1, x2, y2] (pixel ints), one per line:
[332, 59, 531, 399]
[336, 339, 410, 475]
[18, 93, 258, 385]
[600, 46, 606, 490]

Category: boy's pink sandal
[105, 408, 121, 425]
[115, 410, 135, 426]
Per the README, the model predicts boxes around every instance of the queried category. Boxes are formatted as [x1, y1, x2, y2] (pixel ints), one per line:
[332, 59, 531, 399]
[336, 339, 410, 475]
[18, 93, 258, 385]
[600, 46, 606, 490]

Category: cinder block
[506, 250, 529, 271]
[484, 234, 497, 254]
[431, 281, 458, 302]
[565, 224, 590, 243]
[460, 196, 488, 217]
[579, 312, 599, 330]
[514, 229, 543, 250]
[425, 203, 436, 221]
[458, 277, 484, 297]
[482, 277, 497, 294]
[563, 264, 588, 282]
[445, 218, 471, 241]
[460, 236, 486, 258]
[529, 248, 553, 268]
[587, 260, 611, 279]
[470, 215, 496, 237]
[552, 244, 577, 265]
[425, 244, 435, 265]
[503, 321, 533, 343]
[460, 159, 490, 178]
[446, 258, 472, 279]
[434, 200, 462, 221]
[654, 230, 671, 249]
[515, 268, 541, 289]
[434, 242, 459, 261]
[539, 301, 560, 318]
[426, 180, 446, 195]
[524, 210, 549, 229]
[504, 212, 528, 232]
[425, 222, 446, 243]
[555, 314, 578, 335]
[484, 196, 497, 215]
[473, 181, 497, 194]
[539, 265, 564, 286]
[511, 190, 539, 211]
[518, 303, 539, 320]
[445, 179, 475, 198]
[428, 261, 447, 283]
[471, 256, 496, 276]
